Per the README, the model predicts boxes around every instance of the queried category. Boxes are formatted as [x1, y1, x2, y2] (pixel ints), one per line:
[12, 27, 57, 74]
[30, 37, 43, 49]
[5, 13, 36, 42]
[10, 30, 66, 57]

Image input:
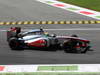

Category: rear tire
[9, 38, 24, 50]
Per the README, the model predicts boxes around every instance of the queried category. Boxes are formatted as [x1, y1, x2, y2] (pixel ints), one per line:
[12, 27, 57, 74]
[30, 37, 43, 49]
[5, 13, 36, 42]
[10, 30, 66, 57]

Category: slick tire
[63, 43, 74, 53]
[9, 38, 24, 50]
[64, 48, 72, 53]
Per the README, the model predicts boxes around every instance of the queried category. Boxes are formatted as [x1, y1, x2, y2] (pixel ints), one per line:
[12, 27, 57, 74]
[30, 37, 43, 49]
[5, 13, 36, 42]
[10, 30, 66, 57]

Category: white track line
[1, 28, 100, 32]
[37, 0, 100, 20]
[44, 28, 100, 30]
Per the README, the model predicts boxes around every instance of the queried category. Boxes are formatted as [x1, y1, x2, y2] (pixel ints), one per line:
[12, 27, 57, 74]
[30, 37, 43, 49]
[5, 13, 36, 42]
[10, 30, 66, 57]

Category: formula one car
[7, 27, 91, 53]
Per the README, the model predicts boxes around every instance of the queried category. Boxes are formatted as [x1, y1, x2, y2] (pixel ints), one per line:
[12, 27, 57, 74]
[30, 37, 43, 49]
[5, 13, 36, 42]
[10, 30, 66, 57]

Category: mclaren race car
[7, 27, 91, 53]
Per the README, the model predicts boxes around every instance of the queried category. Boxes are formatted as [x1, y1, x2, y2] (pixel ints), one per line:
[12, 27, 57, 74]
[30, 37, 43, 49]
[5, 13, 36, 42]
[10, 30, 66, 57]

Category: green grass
[0, 72, 100, 75]
[59, 0, 100, 11]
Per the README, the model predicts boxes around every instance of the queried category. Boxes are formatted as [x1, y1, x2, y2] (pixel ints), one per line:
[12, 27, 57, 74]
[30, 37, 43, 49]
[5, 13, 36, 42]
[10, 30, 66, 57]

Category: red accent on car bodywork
[82, 44, 87, 47]
[10, 27, 16, 32]
[28, 39, 46, 47]
[79, 39, 90, 43]
[75, 43, 87, 48]
[75, 45, 80, 48]
[57, 36, 90, 43]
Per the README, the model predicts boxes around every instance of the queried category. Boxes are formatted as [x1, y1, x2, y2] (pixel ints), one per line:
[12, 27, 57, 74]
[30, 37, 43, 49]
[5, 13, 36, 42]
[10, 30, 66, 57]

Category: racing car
[7, 27, 91, 53]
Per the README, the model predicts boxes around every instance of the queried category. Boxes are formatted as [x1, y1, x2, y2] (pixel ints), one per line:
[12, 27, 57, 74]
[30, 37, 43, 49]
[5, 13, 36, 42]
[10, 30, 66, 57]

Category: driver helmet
[39, 28, 44, 34]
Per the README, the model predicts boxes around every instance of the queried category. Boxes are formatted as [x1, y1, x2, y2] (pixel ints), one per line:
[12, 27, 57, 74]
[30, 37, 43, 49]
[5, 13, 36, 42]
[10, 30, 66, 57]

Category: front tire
[63, 41, 89, 53]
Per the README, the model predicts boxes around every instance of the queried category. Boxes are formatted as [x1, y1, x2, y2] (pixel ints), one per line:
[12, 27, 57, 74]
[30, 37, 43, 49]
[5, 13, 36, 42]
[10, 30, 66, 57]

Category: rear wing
[7, 27, 21, 41]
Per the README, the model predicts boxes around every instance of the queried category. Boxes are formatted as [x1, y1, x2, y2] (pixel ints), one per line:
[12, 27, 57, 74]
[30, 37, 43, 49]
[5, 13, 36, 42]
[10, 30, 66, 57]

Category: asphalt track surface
[0, 0, 100, 64]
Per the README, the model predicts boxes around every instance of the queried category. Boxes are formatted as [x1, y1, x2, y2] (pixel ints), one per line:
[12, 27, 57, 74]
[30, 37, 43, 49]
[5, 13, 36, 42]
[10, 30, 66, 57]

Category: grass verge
[59, 0, 100, 11]
[0, 72, 100, 75]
